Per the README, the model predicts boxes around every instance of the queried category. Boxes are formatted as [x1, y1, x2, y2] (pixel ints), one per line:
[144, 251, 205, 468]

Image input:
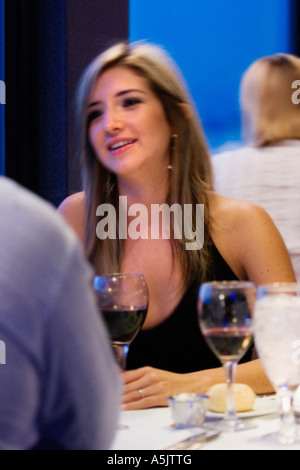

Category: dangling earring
[171, 133, 178, 150]
[167, 134, 178, 171]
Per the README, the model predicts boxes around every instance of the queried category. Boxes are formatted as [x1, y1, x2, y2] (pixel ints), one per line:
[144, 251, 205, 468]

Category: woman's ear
[178, 102, 192, 119]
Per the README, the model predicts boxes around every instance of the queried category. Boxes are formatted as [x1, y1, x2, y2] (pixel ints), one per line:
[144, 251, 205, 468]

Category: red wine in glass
[94, 273, 148, 431]
[100, 307, 148, 344]
[94, 273, 148, 369]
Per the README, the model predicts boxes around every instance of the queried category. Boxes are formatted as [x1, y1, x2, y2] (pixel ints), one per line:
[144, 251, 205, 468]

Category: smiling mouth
[109, 139, 137, 151]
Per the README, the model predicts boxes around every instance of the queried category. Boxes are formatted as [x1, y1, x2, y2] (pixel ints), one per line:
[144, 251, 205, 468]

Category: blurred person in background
[0, 177, 121, 449]
[213, 53, 300, 280]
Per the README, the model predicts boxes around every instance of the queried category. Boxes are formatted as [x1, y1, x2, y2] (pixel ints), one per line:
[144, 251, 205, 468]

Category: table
[111, 397, 300, 450]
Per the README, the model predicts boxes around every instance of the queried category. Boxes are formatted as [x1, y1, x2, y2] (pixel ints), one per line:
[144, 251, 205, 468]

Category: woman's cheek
[89, 128, 106, 158]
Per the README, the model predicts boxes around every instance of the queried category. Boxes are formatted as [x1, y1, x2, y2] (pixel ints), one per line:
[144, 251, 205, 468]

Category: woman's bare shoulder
[58, 191, 85, 210]
[210, 192, 267, 228]
[210, 192, 287, 248]
[57, 191, 85, 241]
[209, 192, 296, 283]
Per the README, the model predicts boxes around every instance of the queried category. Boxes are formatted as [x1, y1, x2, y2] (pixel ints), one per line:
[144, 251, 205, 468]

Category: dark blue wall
[129, 0, 291, 152]
[3, 0, 128, 201]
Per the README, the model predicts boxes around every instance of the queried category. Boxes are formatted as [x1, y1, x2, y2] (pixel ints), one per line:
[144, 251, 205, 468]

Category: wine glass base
[262, 419, 300, 446]
[206, 418, 256, 433]
[118, 423, 129, 430]
[262, 431, 297, 446]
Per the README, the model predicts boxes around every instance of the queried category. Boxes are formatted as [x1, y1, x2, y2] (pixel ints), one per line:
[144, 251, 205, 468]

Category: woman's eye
[123, 97, 142, 108]
[87, 109, 102, 124]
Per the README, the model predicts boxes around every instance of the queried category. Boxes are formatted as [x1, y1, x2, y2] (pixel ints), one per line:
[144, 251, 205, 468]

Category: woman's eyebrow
[116, 89, 148, 97]
[88, 89, 148, 108]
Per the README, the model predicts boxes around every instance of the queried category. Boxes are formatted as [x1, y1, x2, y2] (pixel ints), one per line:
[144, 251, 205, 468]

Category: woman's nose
[103, 108, 122, 134]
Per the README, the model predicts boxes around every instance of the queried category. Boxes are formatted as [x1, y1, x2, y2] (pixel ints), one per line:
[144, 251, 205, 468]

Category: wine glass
[93, 273, 148, 370]
[198, 281, 255, 432]
[254, 283, 300, 444]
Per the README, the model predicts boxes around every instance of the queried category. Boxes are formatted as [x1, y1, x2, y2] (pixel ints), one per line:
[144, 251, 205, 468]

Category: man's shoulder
[0, 177, 79, 251]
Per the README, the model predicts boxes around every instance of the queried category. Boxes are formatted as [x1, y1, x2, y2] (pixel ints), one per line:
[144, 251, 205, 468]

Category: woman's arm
[122, 359, 273, 410]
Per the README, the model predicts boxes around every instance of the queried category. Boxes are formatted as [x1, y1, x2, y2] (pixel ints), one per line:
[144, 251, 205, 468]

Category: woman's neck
[116, 171, 171, 241]
[117, 171, 170, 208]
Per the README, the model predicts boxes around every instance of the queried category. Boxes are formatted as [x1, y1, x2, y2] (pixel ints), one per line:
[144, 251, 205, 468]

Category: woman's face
[87, 65, 172, 179]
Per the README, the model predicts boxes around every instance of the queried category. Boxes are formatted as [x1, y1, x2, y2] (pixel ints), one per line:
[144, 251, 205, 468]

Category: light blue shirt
[0, 177, 121, 449]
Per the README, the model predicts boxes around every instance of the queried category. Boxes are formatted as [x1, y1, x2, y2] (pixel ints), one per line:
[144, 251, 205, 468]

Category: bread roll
[207, 383, 255, 413]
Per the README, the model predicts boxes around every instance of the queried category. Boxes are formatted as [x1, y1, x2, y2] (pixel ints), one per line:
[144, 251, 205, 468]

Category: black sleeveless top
[126, 242, 253, 373]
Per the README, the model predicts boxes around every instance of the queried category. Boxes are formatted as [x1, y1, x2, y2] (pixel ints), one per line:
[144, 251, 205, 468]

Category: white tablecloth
[111, 398, 300, 450]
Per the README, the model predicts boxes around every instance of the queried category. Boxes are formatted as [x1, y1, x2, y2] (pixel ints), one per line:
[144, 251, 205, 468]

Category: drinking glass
[93, 273, 148, 370]
[254, 283, 300, 444]
[198, 281, 255, 432]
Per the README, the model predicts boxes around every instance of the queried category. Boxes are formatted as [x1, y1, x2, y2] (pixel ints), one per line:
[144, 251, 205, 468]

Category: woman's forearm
[185, 359, 273, 396]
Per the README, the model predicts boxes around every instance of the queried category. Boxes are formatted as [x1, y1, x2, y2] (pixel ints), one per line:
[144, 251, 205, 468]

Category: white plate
[206, 395, 278, 419]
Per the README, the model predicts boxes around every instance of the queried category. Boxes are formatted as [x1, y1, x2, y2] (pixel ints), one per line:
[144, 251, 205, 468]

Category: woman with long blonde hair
[59, 42, 295, 409]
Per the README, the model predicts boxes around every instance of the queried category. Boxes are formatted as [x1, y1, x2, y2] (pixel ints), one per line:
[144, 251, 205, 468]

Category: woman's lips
[108, 139, 137, 155]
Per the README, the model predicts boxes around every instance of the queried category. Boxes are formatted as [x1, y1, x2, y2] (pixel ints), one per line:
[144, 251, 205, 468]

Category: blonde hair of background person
[58, 42, 296, 410]
[240, 53, 300, 146]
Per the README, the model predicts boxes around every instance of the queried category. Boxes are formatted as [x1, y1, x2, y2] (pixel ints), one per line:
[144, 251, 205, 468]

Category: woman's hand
[121, 366, 223, 410]
[121, 367, 227, 410]
[122, 366, 190, 410]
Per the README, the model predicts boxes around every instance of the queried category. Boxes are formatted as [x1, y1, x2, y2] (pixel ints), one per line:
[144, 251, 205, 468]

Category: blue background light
[129, 0, 291, 153]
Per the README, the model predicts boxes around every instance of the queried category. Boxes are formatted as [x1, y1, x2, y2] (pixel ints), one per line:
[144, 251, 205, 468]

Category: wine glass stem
[278, 387, 296, 444]
[113, 344, 129, 370]
[223, 360, 238, 422]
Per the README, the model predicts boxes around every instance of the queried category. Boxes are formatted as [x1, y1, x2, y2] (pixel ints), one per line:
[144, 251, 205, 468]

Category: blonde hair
[76, 41, 214, 286]
[240, 53, 300, 146]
